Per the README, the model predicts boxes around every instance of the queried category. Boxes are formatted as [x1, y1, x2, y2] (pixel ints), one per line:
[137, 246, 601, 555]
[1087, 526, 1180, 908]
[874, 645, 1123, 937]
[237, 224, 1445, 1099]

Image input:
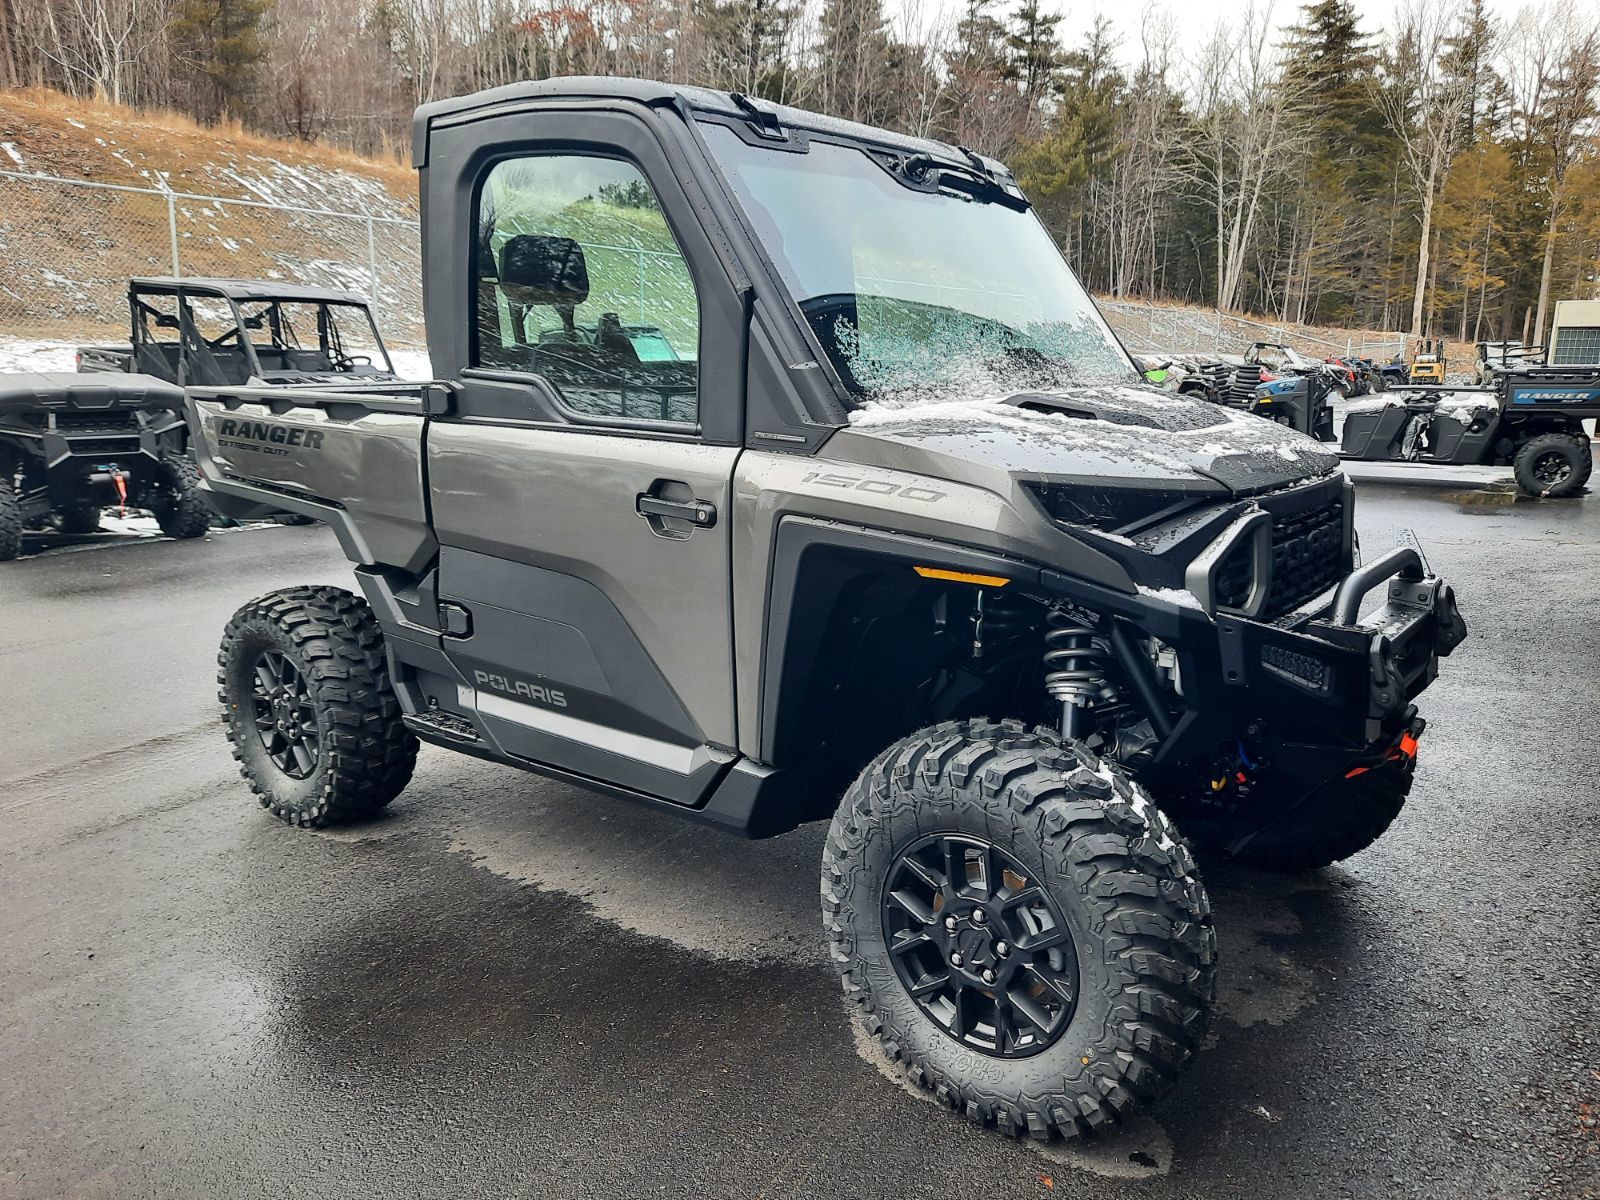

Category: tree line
[1, 0, 1597, 342]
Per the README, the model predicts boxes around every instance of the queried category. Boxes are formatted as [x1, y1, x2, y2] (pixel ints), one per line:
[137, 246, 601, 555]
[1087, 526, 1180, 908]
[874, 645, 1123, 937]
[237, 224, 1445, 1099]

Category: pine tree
[693, 0, 798, 100]
[815, 0, 893, 125]
[171, 0, 276, 121]
[1004, 0, 1064, 103]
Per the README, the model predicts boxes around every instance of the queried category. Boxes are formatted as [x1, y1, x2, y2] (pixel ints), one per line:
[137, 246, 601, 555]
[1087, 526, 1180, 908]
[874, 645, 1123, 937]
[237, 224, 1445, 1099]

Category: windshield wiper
[887, 152, 1030, 212]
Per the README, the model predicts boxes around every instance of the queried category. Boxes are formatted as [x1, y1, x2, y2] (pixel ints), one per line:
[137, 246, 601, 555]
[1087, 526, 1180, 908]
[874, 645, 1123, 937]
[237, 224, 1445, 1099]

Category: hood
[841, 384, 1341, 495]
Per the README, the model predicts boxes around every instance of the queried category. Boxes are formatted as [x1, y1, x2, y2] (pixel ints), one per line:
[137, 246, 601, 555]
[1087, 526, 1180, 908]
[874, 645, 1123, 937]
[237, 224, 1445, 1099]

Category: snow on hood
[845, 384, 1340, 495]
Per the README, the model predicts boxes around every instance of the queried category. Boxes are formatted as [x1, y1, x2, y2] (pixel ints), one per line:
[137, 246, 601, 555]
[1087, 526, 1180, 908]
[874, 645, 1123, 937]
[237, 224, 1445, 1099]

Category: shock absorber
[1043, 608, 1116, 740]
[969, 589, 1031, 660]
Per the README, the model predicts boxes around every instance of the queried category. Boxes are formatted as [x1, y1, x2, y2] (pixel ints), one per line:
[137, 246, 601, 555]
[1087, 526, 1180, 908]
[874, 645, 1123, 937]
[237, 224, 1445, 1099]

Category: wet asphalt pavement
[2, 479, 1598, 1200]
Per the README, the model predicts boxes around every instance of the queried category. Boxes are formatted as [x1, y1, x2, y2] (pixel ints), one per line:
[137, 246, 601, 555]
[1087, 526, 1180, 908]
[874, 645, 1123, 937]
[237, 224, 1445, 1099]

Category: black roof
[411, 76, 1011, 179]
[130, 277, 373, 305]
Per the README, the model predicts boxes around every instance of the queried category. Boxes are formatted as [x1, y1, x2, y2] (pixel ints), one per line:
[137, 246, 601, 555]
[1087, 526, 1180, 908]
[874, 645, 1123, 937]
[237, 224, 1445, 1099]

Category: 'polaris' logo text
[216, 417, 325, 455]
[474, 669, 567, 708]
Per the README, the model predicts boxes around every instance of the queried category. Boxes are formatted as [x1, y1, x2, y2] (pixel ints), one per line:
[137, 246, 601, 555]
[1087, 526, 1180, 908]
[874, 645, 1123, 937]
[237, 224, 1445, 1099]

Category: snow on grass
[0, 338, 76, 373]
[2, 142, 25, 169]
[0, 336, 432, 381]
[388, 348, 433, 381]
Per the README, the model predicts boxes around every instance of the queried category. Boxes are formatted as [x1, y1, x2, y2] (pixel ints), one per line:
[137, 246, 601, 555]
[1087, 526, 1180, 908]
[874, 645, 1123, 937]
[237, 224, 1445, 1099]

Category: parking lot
[2, 479, 1597, 1200]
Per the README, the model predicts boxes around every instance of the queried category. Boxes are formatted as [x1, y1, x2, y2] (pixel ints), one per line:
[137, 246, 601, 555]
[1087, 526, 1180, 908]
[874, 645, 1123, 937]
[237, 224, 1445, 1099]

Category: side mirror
[498, 235, 590, 306]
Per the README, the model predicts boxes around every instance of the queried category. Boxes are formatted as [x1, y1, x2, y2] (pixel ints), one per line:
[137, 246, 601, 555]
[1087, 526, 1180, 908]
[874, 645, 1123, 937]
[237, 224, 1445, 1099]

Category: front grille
[50, 412, 141, 434]
[1216, 495, 1346, 620]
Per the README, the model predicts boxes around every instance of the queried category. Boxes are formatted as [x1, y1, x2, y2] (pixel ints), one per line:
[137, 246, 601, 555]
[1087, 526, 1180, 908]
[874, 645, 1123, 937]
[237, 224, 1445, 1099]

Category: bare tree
[1501, 1, 1600, 346]
[1373, 0, 1478, 334]
[1181, 3, 1310, 312]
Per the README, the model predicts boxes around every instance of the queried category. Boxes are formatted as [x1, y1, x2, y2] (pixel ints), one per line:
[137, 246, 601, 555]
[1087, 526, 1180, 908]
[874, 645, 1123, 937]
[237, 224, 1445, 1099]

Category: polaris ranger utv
[1340, 368, 1599, 497]
[189, 78, 1466, 1141]
[0, 372, 208, 560]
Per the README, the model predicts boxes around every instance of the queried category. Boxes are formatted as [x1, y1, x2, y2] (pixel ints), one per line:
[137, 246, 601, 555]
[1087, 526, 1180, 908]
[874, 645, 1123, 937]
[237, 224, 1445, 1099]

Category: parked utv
[189, 79, 1467, 1141]
[78, 278, 401, 388]
[1248, 372, 1337, 440]
[1222, 341, 1340, 405]
[0, 372, 207, 560]
[1472, 340, 1540, 388]
[1140, 353, 1230, 402]
[1340, 368, 1599, 496]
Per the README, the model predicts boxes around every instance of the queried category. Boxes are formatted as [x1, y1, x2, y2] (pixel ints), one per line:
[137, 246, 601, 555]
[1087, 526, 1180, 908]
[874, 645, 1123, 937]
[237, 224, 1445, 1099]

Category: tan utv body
[188, 78, 1467, 1141]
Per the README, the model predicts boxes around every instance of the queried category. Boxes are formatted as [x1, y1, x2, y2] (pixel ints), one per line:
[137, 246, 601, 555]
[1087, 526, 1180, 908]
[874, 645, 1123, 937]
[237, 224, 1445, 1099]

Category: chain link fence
[0, 169, 424, 348]
[1099, 298, 1407, 364]
[3, 167, 1418, 374]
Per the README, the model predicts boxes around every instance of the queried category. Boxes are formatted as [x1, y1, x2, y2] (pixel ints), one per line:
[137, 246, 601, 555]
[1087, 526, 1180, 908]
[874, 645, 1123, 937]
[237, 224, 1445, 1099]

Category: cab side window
[474, 155, 700, 424]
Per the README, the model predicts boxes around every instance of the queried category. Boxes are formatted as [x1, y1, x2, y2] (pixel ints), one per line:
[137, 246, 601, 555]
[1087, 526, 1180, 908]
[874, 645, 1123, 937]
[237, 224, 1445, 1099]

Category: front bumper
[1192, 542, 1465, 754]
[1043, 536, 1467, 762]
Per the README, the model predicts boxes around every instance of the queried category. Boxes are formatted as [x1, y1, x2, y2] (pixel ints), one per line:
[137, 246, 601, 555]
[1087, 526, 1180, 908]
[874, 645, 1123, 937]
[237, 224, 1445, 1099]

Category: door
[429, 120, 745, 807]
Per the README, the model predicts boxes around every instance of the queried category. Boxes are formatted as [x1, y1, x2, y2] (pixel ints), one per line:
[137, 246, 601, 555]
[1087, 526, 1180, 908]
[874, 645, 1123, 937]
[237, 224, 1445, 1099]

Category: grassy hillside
[0, 90, 423, 343]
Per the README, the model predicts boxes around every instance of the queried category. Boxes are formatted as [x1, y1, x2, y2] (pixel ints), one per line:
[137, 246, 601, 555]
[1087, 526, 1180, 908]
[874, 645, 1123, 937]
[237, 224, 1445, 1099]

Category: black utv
[184, 78, 1467, 1143]
[1340, 367, 1599, 497]
[0, 373, 208, 560]
[78, 278, 402, 388]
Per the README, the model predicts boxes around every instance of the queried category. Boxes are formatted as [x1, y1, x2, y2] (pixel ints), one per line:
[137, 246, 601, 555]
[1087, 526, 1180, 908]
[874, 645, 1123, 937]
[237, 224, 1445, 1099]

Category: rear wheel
[151, 453, 212, 539]
[0, 471, 22, 561]
[823, 719, 1215, 1139]
[1513, 432, 1591, 498]
[218, 586, 418, 826]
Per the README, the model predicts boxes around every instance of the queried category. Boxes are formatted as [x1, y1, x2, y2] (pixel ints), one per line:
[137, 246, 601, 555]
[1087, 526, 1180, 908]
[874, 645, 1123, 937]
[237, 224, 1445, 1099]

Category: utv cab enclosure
[187, 78, 1467, 1142]
[78, 278, 401, 388]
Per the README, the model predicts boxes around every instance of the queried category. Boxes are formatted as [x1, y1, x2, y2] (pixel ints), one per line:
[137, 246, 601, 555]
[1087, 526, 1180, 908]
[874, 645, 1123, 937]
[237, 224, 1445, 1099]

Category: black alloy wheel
[882, 832, 1078, 1059]
[251, 649, 319, 779]
[1532, 450, 1573, 488]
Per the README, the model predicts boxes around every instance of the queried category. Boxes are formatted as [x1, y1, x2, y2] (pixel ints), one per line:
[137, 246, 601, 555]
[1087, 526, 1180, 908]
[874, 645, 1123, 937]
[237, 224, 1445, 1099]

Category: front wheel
[822, 719, 1216, 1139]
[0, 471, 22, 561]
[1512, 432, 1592, 498]
[218, 586, 418, 826]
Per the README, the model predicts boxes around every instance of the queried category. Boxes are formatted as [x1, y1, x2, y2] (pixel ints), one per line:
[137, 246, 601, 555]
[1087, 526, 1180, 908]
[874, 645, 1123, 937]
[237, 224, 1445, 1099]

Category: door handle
[636, 492, 717, 529]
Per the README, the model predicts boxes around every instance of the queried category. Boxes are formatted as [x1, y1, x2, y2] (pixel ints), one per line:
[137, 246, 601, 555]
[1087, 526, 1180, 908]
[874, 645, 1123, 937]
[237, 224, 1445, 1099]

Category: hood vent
[1002, 387, 1227, 432]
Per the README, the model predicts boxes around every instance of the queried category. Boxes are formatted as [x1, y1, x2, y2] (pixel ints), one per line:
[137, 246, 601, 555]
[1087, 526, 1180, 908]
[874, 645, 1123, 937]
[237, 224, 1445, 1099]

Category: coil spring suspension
[1043, 609, 1116, 740]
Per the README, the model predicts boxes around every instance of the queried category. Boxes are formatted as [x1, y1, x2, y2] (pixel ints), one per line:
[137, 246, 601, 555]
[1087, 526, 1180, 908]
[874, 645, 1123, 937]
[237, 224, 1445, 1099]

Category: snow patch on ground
[1, 142, 25, 168]
[0, 337, 75, 373]
[387, 348, 433, 381]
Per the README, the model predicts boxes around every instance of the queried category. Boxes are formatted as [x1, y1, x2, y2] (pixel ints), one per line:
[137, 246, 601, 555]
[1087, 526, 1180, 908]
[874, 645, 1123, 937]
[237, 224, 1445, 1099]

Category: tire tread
[217, 585, 417, 826]
[822, 718, 1216, 1141]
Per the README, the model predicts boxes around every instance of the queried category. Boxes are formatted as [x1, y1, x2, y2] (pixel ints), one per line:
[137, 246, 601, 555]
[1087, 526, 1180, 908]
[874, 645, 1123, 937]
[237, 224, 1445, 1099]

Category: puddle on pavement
[1210, 874, 1334, 1032]
[846, 1010, 1174, 1180]
[445, 799, 824, 965]
[1444, 483, 1520, 510]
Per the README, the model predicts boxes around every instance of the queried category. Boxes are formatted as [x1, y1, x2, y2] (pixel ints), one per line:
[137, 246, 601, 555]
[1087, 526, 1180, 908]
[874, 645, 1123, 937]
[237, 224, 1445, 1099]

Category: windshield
[699, 123, 1135, 409]
[236, 299, 391, 373]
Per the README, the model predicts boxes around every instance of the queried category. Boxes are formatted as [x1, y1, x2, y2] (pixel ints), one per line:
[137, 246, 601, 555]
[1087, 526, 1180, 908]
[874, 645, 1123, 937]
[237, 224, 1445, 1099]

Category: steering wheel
[333, 354, 373, 371]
